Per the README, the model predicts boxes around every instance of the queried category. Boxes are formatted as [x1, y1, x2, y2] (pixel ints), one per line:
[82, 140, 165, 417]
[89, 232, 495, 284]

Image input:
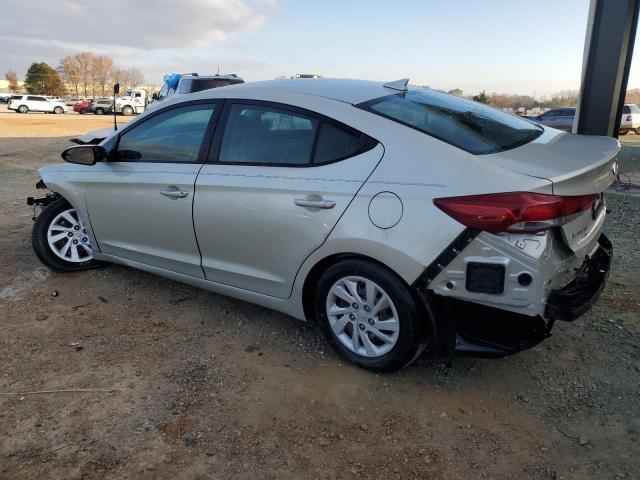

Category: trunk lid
[488, 128, 620, 196]
[488, 128, 619, 254]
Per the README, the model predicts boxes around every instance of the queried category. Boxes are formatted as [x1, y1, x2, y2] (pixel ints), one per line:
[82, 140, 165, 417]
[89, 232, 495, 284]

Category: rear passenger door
[193, 100, 383, 298]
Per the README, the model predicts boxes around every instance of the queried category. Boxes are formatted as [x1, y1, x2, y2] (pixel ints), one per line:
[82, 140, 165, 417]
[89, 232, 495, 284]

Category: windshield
[358, 89, 543, 155]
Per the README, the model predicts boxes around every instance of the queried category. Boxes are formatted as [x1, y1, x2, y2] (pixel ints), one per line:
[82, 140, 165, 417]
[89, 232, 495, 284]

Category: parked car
[8, 95, 68, 114]
[73, 100, 93, 114]
[0, 93, 13, 103]
[29, 78, 617, 372]
[65, 98, 84, 107]
[151, 73, 244, 105]
[529, 107, 576, 131]
[89, 98, 114, 115]
[619, 103, 640, 135]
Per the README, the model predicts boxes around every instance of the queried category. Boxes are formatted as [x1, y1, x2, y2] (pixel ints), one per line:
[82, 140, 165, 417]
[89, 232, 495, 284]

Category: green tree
[447, 88, 463, 96]
[24, 62, 65, 96]
[472, 90, 490, 104]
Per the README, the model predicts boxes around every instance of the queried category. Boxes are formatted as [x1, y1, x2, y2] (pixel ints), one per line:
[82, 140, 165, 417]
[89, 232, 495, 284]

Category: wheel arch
[300, 250, 423, 323]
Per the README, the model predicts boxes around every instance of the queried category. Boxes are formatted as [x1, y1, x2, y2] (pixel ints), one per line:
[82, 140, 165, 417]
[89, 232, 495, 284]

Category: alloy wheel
[46, 208, 93, 263]
[325, 276, 400, 357]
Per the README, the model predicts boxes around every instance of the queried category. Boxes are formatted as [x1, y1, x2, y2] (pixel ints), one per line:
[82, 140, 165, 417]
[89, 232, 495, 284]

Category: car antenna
[112, 83, 119, 131]
[383, 78, 410, 91]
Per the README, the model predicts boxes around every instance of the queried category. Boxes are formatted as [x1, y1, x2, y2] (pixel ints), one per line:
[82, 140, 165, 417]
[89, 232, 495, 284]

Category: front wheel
[32, 198, 100, 272]
[635, 128, 640, 135]
[122, 105, 133, 116]
[18, 105, 28, 113]
[80, 108, 87, 114]
[313, 259, 428, 372]
[53, 106, 64, 114]
[619, 128, 628, 135]
[95, 108, 104, 115]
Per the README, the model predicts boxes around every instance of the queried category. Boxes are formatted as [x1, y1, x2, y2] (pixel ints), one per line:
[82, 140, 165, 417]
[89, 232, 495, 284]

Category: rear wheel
[636, 128, 640, 135]
[619, 128, 628, 135]
[18, 105, 28, 113]
[122, 105, 133, 116]
[95, 108, 104, 115]
[53, 106, 64, 114]
[32, 198, 99, 272]
[313, 259, 428, 372]
[80, 108, 88, 114]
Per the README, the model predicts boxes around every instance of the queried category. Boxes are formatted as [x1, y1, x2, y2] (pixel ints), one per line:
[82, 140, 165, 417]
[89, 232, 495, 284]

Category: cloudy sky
[2, 0, 639, 96]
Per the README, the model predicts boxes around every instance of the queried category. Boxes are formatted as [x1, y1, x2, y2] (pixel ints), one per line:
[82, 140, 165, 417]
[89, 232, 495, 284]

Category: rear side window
[217, 103, 377, 166]
[313, 122, 367, 164]
[624, 104, 640, 114]
[116, 104, 215, 163]
[27, 96, 45, 101]
[358, 89, 543, 155]
[218, 104, 317, 165]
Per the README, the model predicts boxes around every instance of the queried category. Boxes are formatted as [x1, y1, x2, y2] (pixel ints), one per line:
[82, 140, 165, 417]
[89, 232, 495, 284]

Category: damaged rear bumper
[545, 233, 612, 322]
[414, 231, 613, 358]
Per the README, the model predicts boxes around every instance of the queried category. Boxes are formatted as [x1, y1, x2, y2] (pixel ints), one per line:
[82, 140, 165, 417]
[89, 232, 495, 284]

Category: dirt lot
[0, 108, 639, 480]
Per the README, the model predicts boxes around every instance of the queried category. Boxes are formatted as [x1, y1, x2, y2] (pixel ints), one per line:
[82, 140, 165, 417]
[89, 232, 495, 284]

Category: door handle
[160, 189, 189, 199]
[294, 198, 336, 209]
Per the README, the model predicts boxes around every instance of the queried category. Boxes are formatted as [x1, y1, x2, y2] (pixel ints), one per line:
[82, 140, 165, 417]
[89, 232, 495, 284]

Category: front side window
[218, 104, 317, 165]
[116, 104, 215, 163]
[359, 89, 543, 155]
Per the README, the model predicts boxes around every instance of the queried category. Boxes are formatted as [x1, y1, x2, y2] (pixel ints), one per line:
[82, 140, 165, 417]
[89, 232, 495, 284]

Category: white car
[29, 78, 617, 371]
[8, 95, 68, 114]
[619, 103, 640, 135]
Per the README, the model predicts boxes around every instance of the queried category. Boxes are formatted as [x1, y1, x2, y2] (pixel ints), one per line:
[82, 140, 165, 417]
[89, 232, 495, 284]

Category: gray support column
[574, 0, 639, 136]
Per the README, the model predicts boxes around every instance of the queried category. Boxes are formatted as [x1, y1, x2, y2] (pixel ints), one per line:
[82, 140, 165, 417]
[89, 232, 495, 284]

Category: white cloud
[5, 0, 265, 49]
[0, 0, 274, 84]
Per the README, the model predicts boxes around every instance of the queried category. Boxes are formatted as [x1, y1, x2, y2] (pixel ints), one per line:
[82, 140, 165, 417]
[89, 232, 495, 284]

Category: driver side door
[84, 101, 220, 277]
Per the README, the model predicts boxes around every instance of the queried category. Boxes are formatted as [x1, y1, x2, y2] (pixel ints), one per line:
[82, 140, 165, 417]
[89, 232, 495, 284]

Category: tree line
[4, 52, 144, 98]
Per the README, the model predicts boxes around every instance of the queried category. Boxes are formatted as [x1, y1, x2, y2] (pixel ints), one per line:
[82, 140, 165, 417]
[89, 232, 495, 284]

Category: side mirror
[61, 145, 106, 166]
[152, 92, 158, 100]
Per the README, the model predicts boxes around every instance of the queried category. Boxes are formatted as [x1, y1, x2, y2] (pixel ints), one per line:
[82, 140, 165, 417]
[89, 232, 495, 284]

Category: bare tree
[127, 68, 145, 89]
[111, 67, 130, 92]
[58, 56, 81, 97]
[73, 52, 93, 97]
[91, 55, 114, 97]
[5, 70, 20, 93]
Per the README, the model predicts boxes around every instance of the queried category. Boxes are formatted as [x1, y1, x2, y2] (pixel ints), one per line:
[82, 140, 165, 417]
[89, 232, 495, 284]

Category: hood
[70, 126, 115, 145]
[488, 128, 620, 195]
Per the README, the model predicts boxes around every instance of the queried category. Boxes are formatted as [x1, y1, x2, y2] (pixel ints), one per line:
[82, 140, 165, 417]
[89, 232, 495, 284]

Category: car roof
[205, 78, 398, 105]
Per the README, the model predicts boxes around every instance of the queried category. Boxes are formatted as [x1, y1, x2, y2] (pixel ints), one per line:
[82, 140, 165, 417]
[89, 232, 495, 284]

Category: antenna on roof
[383, 78, 410, 91]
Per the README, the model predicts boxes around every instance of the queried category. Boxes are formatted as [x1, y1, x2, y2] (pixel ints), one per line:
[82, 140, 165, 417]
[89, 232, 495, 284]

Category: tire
[619, 128, 628, 135]
[18, 105, 28, 113]
[636, 128, 640, 135]
[53, 106, 64, 114]
[95, 108, 104, 115]
[122, 105, 133, 116]
[32, 198, 100, 272]
[313, 258, 428, 372]
[80, 108, 87, 115]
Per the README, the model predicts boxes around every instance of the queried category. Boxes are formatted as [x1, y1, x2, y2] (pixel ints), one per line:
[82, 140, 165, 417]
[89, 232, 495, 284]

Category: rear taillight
[433, 192, 598, 233]
[627, 115, 632, 121]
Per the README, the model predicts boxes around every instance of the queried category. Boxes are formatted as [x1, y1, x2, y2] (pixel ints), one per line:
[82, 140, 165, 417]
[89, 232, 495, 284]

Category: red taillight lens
[433, 192, 598, 233]
[627, 115, 632, 121]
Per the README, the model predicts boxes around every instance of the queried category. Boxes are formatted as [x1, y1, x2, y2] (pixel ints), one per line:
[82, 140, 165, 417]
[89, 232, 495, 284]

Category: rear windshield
[358, 89, 543, 155]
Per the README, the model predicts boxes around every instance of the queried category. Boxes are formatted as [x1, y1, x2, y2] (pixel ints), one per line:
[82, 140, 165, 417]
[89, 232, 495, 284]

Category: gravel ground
[0, 110, 639, 480]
